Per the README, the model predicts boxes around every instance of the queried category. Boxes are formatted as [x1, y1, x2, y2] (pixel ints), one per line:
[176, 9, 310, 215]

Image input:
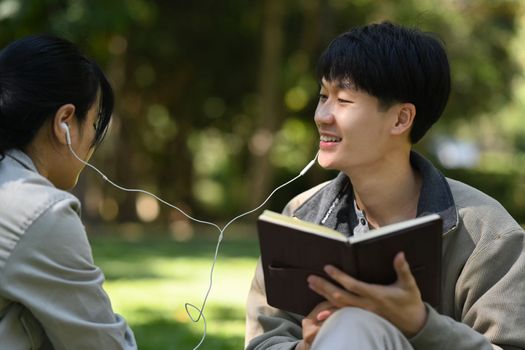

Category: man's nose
[314, 103, 334, 124]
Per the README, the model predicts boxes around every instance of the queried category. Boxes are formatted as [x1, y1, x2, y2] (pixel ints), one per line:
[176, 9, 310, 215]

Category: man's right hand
[296, 301, 337, 350]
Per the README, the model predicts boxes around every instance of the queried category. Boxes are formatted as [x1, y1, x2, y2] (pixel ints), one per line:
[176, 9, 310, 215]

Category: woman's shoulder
[0, 182, 87, 270]
[0, 167, 80, 226]
[0, 161, 83, 268]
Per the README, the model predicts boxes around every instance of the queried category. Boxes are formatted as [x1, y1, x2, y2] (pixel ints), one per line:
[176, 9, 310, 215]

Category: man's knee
[322, 307, 384, 334]
[311, 307, 413, 350]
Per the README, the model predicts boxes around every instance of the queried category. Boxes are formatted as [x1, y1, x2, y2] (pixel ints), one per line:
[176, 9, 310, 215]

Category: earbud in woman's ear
[61, 122, 71, 145]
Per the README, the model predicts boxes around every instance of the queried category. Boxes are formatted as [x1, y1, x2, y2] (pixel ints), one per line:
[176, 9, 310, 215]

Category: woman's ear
[391, 103, 416, 136]
[53, 104, 76, 145]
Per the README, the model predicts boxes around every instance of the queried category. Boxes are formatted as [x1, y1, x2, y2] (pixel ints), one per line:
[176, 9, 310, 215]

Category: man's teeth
[320, 135, 342, 142]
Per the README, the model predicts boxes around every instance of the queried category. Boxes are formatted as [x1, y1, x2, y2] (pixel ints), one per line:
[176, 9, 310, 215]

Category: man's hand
[295, 301, 336, 350]
[307, 251, 427, 337]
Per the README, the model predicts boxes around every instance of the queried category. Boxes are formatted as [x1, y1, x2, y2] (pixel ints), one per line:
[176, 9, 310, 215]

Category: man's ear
[391, 103, 416, 136]
[53, 104, 76, 145]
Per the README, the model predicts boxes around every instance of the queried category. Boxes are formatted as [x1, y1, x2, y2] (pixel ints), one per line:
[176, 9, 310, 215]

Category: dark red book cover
[257, 211, 442, 316]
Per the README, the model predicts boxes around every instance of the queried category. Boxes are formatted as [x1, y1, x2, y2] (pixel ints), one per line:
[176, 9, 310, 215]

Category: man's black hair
[317, 21, 451, 143]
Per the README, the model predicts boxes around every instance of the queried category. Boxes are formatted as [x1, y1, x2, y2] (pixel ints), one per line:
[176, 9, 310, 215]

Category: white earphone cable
[68, 140, 318, 349]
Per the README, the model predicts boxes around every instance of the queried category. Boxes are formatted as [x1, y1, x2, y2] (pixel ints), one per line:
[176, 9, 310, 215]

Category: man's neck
[347, 150, 421, 228]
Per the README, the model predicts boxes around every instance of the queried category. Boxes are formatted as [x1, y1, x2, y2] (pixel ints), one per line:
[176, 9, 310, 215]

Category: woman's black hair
[0, 34, 114, 158]
[317, 21, 451, 143]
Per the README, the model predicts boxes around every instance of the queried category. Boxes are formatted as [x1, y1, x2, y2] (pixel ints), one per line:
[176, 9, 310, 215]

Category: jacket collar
[4, 149, 39, 173]
[293, 151, 458, 235]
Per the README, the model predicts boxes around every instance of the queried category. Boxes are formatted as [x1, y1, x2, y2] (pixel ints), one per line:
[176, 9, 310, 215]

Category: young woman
[0, 35, 136, 349]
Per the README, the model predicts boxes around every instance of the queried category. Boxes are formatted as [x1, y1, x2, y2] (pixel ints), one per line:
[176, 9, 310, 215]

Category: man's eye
[319, 94, 328, 101]
[93, 123, 97, 131]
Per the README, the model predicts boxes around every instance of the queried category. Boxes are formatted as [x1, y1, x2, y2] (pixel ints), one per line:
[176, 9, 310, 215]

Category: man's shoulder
[446, 177, 522, 235]
[447, 177, 507, 211]
[282, 181, 331, 216]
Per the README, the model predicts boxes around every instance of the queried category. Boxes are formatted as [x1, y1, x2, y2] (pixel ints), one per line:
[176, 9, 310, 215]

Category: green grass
[90, 231, 259, 350]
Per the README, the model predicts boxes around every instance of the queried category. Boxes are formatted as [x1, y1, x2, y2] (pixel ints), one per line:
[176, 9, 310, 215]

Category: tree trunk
[247, 0, 285, 207]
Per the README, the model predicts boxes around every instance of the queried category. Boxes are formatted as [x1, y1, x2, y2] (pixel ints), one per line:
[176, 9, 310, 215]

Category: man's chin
[318, 158, 338, 170]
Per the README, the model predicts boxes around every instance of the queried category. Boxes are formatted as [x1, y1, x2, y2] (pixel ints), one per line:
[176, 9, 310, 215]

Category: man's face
[314, 78, 397, 174]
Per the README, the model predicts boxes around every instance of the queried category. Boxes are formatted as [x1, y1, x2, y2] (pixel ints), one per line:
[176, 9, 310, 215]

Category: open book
[257, 210, 442, 316]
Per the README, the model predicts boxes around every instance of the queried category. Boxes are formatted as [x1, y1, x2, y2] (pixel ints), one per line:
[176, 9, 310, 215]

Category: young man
[245, 22, 525, 350]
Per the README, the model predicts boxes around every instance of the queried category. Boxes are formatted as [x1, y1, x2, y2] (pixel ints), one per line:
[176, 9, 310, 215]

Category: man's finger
[323, 265, 373, 296]
[316, 308, 336, 322]
[394, 252, 417, 289]
[307, 275, 363, 308]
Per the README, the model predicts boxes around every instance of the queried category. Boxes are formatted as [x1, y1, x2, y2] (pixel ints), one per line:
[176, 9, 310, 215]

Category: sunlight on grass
[90, 234, 259, 350]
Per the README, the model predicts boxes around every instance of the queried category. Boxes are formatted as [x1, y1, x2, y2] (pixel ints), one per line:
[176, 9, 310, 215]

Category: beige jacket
[245, 153, 525, 350]
[0, 150, 136, 350]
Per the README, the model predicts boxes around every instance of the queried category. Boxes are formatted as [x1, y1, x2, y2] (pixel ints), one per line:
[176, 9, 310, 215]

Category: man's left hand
[307, 251, 427, 337]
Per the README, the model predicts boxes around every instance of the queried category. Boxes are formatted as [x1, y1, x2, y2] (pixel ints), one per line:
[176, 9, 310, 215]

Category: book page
[348, 214, 441, 244]
[259, 210, 348, 242]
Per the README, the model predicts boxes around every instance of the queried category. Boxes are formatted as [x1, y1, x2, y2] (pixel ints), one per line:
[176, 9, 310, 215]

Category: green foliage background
[1, 0, 524, 224]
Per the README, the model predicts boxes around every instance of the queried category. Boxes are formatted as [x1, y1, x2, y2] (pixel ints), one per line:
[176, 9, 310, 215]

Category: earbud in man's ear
[61, 122, 71, 145]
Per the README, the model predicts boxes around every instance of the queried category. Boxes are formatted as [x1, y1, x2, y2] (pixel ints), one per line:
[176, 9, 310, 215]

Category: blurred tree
[246, 0, 285, 207]
[0, 0, 523, 226]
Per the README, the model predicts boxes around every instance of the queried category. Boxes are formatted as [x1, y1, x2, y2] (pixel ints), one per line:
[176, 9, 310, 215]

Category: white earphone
[61, 122, 71, 145]
[63, 121, 319, 350]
